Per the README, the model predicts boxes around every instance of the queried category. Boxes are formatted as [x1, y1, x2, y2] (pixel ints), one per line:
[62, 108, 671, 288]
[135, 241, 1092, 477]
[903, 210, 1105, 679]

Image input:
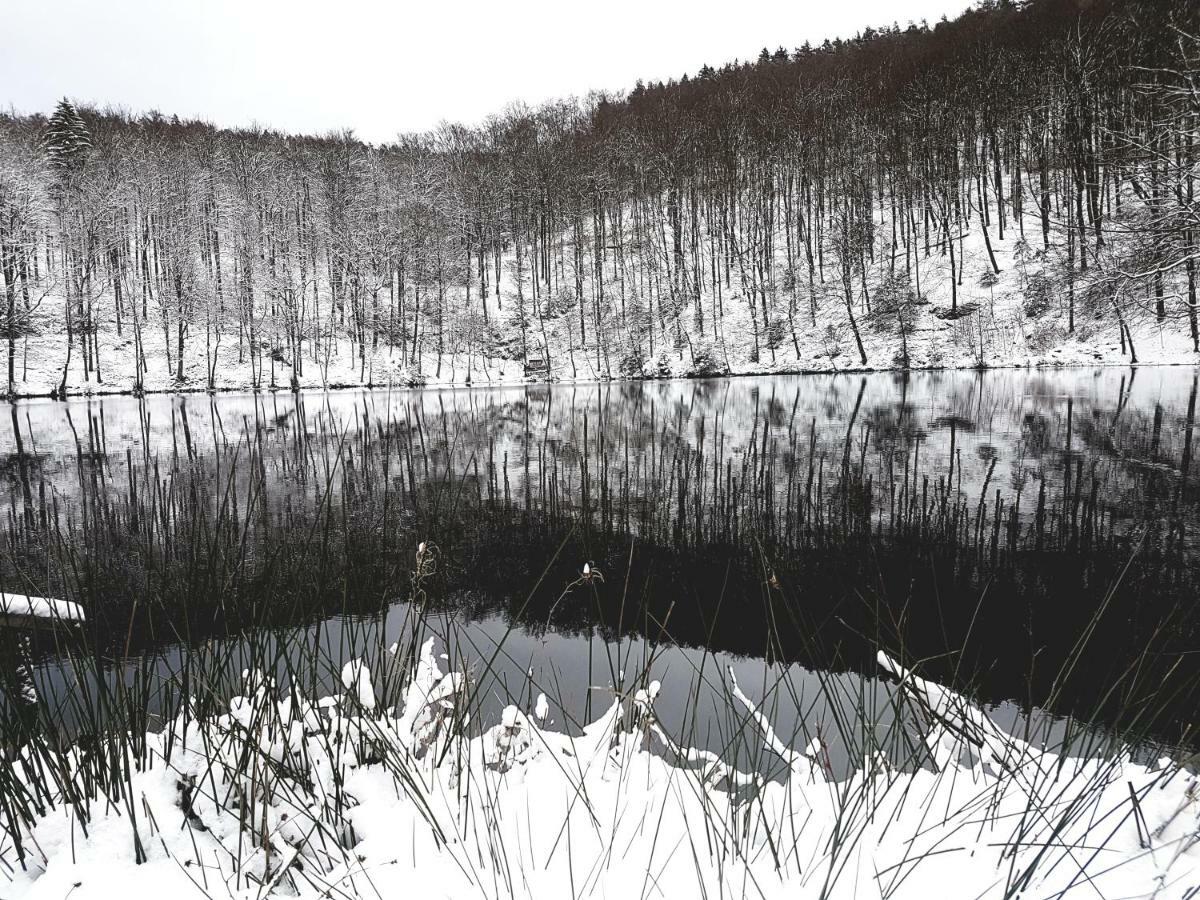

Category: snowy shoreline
[7, 355, 1200, 403]
[2, 635, 1196, 900]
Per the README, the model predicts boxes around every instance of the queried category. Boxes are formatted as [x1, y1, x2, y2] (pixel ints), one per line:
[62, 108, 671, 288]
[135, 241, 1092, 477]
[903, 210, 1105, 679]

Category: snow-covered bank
[3, 637, 1196, 900]
[5, 193, 1200, 400]
[0, 593, 86, 626]
[6, 324, 1200, 400]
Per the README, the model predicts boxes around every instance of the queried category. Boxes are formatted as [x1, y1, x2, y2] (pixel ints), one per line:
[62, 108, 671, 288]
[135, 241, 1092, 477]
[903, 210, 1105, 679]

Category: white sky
[3, 0, 975, 144]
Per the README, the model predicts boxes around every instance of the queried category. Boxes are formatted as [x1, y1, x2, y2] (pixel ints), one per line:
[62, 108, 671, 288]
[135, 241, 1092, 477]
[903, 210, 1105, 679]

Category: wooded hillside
[0, 0, 1197, 395]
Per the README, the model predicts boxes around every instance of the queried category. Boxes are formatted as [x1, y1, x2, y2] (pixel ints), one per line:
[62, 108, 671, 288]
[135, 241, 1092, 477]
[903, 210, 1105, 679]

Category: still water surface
[3, 368, 1198, 766]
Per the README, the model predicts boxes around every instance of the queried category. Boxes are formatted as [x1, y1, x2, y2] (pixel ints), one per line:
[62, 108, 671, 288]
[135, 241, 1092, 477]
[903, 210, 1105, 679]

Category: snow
[4, 191, 1200, 400]
[0, 593, 85, 625]
[340, 659, 377, 711]
[2, 637, 1195, 899]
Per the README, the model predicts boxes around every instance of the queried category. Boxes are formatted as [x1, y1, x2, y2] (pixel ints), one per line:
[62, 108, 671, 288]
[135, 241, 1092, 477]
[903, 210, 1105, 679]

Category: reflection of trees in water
[1, 371, 1199, 742]
[6, 371, 1200, 549]
[865, 402, 926, 456]
[1021, 413, 1054, 458]
[2, 376, 1199, 539]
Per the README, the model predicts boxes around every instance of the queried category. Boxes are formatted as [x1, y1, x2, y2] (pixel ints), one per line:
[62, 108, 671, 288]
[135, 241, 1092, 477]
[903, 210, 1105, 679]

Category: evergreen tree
[43, 98, 92, 174]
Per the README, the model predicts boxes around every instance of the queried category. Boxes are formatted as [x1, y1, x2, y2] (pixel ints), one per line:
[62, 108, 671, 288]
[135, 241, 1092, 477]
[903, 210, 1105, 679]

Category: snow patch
[0, 593, 85, 623]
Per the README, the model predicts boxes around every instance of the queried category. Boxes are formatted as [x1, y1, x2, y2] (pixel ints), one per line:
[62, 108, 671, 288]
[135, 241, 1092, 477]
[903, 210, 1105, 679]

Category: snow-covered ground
[0, 593, 85, 624]
[2, 635, 1196, 899]
[7, 199, 1199, 399]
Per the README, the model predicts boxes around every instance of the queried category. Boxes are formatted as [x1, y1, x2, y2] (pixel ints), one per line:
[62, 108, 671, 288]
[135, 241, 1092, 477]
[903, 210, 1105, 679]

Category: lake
[2, 367, 1199, 771]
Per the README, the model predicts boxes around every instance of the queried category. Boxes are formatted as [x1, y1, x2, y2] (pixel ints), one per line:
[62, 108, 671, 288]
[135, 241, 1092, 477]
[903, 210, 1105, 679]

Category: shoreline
[5, 356, 1200, 403]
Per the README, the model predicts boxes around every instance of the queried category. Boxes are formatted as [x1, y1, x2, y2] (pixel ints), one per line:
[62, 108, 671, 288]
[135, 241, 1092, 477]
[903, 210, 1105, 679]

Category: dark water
[2, 368, 1199, 764]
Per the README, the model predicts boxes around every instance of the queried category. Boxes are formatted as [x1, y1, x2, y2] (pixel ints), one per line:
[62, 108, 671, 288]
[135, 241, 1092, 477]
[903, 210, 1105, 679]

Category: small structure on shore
[524, 354, 548, 378]
[524, 348, 549, 379]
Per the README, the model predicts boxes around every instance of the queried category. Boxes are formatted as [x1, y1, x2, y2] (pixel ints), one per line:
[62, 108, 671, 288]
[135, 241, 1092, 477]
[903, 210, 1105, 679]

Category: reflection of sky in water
[20, 601, 1096, 780]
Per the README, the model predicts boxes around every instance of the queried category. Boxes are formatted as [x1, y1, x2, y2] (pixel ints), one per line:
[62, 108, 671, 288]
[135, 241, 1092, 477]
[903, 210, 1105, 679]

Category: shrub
[766, 318, 788, 351]
[402, 364, 427, 387]
[687, 341, 729, 377]
[654, 350, 674, 378]
[1023, 273, 1053, 319]
[1027, 318, 1066, 353]
[618, 346, 647, 378]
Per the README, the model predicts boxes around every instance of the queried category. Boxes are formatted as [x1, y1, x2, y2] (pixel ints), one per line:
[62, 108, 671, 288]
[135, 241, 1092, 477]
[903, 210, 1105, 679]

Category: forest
[0, 0, 1197, 395]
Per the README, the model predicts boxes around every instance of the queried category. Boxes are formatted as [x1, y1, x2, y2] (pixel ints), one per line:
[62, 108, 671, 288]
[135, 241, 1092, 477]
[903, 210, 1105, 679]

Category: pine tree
[44, 98, 92, 174]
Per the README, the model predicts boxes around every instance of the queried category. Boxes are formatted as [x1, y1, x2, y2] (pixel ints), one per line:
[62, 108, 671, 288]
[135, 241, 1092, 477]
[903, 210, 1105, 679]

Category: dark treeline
[0, 0, 1198, 395]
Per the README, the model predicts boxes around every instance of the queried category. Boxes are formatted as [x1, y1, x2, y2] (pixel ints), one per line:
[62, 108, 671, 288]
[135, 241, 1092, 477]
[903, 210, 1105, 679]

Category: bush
[618, 346, 647, 378]
[653, 350, 674, 378]
[1027, 319, 1066, 353]
[1023, 273, 1053, 319]
[870, 272, 919, 337]
[820, 322, 843, 360]
[978, 269, 1000, 290]
[687, 341, 729, 378]
[402, 364, 427, 387]
[766, 318, 788, 351]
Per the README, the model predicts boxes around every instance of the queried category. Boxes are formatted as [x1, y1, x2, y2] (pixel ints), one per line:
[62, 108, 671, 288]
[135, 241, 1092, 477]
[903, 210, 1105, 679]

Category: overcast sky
[4, 0, 975, 144]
